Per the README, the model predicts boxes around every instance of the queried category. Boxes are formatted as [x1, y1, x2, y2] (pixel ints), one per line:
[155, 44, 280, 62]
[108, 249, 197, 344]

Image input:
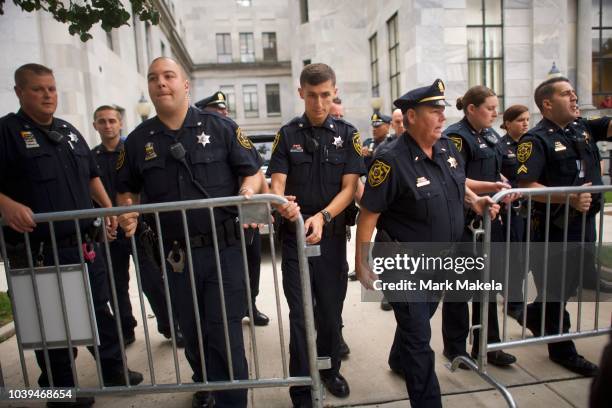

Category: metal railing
[0, 194, 325, 407]
[449, 185, 612, 407]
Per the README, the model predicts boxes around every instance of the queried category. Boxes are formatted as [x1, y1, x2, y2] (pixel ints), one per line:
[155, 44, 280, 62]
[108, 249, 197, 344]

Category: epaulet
[196, 108, 238, 127]
[131, 116, 158, 134]
[443, 120, 463, 136]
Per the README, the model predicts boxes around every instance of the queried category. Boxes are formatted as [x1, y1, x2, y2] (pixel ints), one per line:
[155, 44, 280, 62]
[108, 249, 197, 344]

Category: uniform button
[179, 176, 183, 180]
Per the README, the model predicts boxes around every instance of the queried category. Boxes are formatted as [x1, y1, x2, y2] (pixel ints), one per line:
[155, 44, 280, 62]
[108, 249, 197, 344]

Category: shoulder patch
[449, 136, 462, 152]
[272, 132, 280, 153]
[236, 127, 253, 149]
[367, 159, 391, 187]
[517, 141, 532, 163]
[116, 149, 125, 170]
[352, 131, 363, 156]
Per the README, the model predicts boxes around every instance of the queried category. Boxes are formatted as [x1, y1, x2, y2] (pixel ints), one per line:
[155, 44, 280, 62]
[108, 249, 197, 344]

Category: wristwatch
[320, 210, 332, 224]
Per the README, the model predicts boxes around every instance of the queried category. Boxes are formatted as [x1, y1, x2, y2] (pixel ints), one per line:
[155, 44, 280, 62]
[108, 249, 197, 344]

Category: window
[262, 32, 278, 62]
[239, 32, 255, 62]
[243, 84, 259, 118]
[303, 59, 311, 66]
[132, 13, 143, 74]
[266, 84, 281, 116]
[236, 0, 251, 6]
[220, 85, 236, 118]
[369, 33, 380, 97]
[300, 0, 309, 24]
[216, 33, 232, 63]
[592, 0, 612, 107]
[160, 41, 166, 57]
[145, 22, 152, 64]
[387, 13, 400, 103]
[467, 0, 504, 109]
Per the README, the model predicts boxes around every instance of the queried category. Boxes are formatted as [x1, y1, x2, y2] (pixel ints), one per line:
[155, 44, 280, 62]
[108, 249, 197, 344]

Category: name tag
[416, 176, 430, 188]
[555, 141, 566, 152]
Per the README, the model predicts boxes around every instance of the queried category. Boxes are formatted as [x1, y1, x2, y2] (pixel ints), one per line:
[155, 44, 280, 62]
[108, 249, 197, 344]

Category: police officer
[92, 105, 184, 346]
[355, 79, 499, 408]
[269, 63, 365, 406]
[516, 76, 610, 376]
[442, 85, 518, 368]
[391, 108, 404, 138]
[362, 112, 393, 169]
[0, 63, 143, 407]
[499, 104, 531, 319]
[196, 91, 270, 326]
[116, 57, 265, 408]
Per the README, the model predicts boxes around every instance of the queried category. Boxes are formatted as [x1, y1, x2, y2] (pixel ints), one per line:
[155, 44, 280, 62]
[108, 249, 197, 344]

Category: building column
[576, 0, 594, 109]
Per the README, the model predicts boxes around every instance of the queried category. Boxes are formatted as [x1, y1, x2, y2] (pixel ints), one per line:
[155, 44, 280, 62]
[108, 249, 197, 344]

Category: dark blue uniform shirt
[116, 106, 262, 240]
[500, 134, 520, 187]
[0, 110, 100, 244]
[445, 117, 503, 183]
[267, 114, 366, 216]
[92, 141, 124, 206]
[360, 134, 466, 242]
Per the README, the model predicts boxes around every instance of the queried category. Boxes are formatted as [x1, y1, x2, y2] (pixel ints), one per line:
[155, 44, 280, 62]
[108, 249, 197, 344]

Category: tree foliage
[0, 0, 160, 42]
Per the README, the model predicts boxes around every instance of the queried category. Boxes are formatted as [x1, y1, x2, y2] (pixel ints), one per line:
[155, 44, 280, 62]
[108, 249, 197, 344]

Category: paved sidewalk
[1, 223, 610, 407]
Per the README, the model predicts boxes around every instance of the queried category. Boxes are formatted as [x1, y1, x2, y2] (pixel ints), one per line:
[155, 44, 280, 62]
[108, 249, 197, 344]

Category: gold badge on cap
[236, 127, 253, 149]
[368, 159, 391, 187]
[438, 80, 445, 93]
[144, 142, 157, 161]
[517, 142, 532, 163]
[352, 132, 363, 156]
[218, 92, 225, 101]
[449, 136, 462, 152]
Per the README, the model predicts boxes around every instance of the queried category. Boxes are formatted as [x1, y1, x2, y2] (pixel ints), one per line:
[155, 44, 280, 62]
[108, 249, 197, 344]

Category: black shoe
[123, 332, 136, 347]
[471, 349, 517, 366]
[550, 354, 599, 377]
[249, 305, 270, 326]
[321, 373, 350, 398]
[192, 391, 215, 408]
[443, 349, 470, 370]
[47, 397, 95, 408]
[160, 326, 185, 348]
[380, 297, 392, 311]
[103, 368, 144, 387]
[348, 270, 357, 281]
[339, 335, 350, 360]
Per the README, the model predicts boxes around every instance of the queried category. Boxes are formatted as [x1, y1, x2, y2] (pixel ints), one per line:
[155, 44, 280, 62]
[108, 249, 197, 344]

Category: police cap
[195, 91, 227, 109]
[371, 112, 392, 127]
[393, 79, 450, 113]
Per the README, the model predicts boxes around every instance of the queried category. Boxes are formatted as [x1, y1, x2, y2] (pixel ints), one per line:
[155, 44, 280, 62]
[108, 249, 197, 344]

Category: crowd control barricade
[0, 194, 326, 407]
[449, 185, 612, 408]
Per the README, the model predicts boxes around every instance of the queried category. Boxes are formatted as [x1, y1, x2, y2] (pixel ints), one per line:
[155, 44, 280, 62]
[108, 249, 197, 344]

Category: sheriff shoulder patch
[352, 132, 362, 156]
[236, 127, 252, 149]
[272, 132, 280, 153]
[116, 149, 125, 170]
[449, 136, 462, 152]
[367, 159, 391, 187]
[517, 142, 532, 163]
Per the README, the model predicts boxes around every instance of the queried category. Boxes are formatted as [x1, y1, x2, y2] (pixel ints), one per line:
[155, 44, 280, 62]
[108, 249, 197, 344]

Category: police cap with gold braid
[371, 112, 391, 127]
[195, 91, 227, 109]
[393, 79, 450, 113]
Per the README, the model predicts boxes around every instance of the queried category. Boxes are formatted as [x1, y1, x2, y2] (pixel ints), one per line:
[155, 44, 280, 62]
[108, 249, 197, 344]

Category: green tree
[0, 0, 159, 42]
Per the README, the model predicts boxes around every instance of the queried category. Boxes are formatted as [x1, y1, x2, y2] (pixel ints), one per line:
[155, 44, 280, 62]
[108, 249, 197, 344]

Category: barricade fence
[453, 185, 612, 408]
[0, 194, 325, 407]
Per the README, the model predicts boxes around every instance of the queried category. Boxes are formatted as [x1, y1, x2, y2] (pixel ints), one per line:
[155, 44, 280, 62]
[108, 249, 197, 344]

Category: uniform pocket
[288, 153, 313, 185]
[26, 149, 56, 182]
[190, 148, 232, 188]
[141, 158, 168, 199]
[323, 150, 347, 183]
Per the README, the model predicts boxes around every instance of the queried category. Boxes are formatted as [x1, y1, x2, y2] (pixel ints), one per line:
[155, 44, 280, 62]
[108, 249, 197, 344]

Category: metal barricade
[449, 185, 612, 407]
[0, 194, 326, 407]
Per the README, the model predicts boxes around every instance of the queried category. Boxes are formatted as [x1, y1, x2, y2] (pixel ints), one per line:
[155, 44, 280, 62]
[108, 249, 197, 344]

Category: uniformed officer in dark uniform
[355, 79, 499, 408]
[516, 77, 610, 376]
[0, 63, 143, 407]
[362, 112, 393, 169]
[116, 57, 265, 408]
[92, 105, 184, 346]
[195, 91, 270, 326]
[269, 63, 365, 406]
[499, 104, 530, 318]
[442, 85, 518, 367]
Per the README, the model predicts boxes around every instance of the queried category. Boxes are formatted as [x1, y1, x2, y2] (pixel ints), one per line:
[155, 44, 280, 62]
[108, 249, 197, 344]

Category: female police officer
[356, 79, 499, 408]
[441, 85, 517, 367]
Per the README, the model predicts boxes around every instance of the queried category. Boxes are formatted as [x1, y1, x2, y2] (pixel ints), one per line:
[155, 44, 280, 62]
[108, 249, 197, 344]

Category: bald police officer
[516, 76, 611, 376]
[0, 63, 143, 408]
[116, 57, 265, 408]
[356, 79, 499, 408]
